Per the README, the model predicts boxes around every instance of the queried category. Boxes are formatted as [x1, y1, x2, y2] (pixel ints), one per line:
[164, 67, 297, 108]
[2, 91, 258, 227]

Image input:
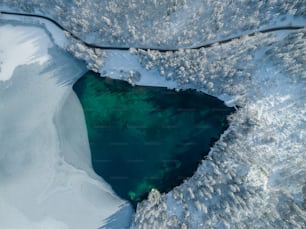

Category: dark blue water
[73, 71, 233, 208]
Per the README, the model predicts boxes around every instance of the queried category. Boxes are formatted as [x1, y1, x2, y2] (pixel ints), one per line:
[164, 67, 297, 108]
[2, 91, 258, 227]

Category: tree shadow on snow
[98, 203, 133, 229]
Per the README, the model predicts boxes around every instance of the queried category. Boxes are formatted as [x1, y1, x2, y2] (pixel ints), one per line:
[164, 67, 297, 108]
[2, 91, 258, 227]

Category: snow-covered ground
[2, 0, 306, 49]
[131, 27, 306, 229]
[0, 1, 306, 228]
[0, 13, 68, 48]
[0, 23, 132, 229]
[0, 23, 51, 81]
[100, 50, 178, 89]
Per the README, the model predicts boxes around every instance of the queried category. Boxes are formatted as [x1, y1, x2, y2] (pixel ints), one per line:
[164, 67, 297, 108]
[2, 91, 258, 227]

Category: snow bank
[100, 50, 178, 89]
[0, 23, 132, 229]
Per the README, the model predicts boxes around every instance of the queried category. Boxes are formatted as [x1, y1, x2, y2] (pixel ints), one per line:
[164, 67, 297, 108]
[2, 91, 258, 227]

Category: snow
[2, 1, 306, 49]
[1, 2, 306, 228]
[132, 25, 306, 228]
[0, 23, 132, 229]
[0, 24, 51, 81]
[100, 50, 178, 89]
[0, 13, 68, 47]
[100, 50, 239, 108]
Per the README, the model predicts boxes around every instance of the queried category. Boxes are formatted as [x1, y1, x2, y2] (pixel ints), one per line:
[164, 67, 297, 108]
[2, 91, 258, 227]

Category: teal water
[73, 71, 234, 208]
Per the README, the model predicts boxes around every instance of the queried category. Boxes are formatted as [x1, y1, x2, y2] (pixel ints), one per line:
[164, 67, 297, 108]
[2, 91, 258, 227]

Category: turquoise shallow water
[73, 71, 234, 208]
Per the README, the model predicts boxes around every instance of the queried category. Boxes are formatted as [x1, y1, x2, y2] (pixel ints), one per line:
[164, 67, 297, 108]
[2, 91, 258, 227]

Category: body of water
[73, 72, 234, 208]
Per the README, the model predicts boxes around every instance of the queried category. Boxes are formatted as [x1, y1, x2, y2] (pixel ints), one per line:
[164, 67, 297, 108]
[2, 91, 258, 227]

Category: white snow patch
[0, 13, 68, 47]
[0, 24, 51, 81]
[101, 50, 178, 89]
